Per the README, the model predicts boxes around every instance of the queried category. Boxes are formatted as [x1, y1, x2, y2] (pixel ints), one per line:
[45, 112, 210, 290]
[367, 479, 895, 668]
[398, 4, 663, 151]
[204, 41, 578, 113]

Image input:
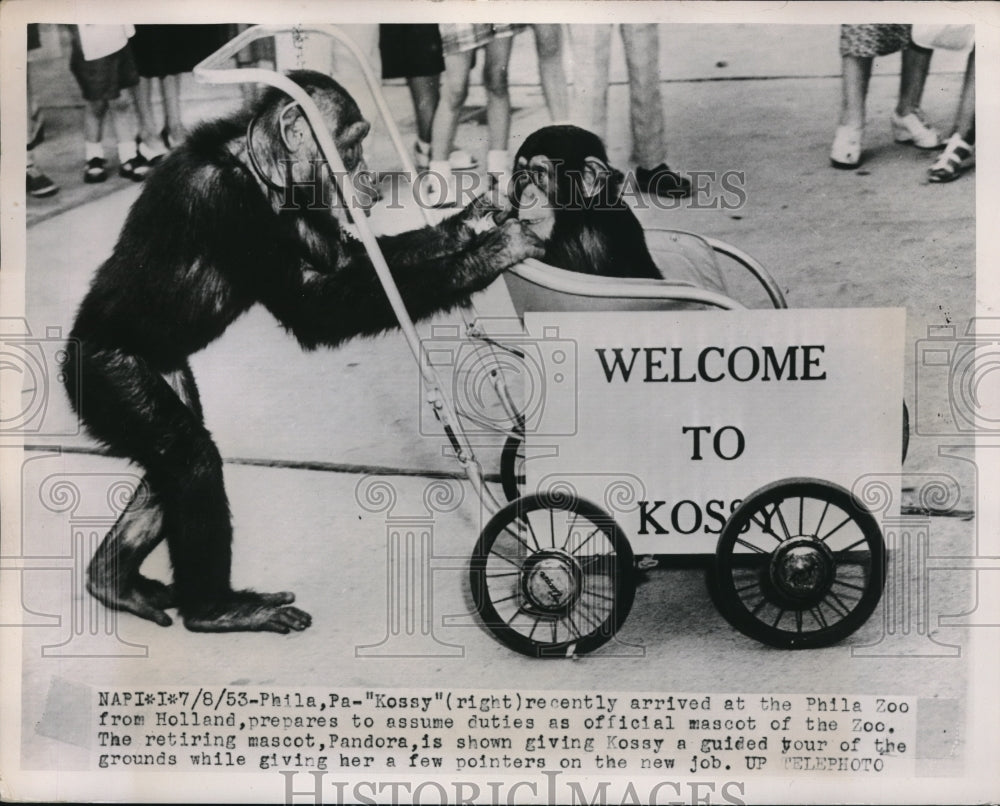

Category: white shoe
[420, 160, 458, 207]
[830, 125, 863, 169]
[448, 149, 479, 170]
[927, 132, 974, 183]
[891, 110, 941, 149]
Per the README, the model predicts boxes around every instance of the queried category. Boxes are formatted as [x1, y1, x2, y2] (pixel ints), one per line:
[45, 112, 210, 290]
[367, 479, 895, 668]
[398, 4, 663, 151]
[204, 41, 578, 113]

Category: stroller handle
[194, 25, 422, 187]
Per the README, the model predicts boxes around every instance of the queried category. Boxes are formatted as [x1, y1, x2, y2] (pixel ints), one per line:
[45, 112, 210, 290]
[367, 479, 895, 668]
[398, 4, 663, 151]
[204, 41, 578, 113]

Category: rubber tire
[471, 493, 636, 657]
[711, 478, 885, 649]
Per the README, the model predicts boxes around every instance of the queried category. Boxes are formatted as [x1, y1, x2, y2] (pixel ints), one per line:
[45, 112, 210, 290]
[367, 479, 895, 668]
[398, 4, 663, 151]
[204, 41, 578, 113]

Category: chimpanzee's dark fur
[64, 70, 538, 633]
[512, 125, 661, 280]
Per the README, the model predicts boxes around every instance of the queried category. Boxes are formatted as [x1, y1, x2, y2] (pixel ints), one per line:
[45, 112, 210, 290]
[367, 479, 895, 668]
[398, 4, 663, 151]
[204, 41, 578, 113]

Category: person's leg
[953, 48, 975, 141]
[620, 24, 690, 197]
[892, 44, 939, 148]
[483, 35, 513, 151]
[82, 100, 110, 181]
[26, 70, 58, 198]
[427, 50, 473, 205]
[929, 49, 975, 183]
[533, 24, 569, 122]
[407, 74, 440, 145]
[830, 55, 871, 168]
[110, 91, 149, 181]
[620, 23, 665, 169]
[569, 24, 612, 139]
[161, 73, 188, 145]
[135, 76, 159, 144]
[897, 44, 932, 117]
[838, 55, 872, 129]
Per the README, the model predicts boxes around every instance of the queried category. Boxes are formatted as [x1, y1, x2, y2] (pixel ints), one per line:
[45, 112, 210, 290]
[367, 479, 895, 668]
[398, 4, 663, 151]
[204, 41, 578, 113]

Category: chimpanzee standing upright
[65, 70, 542, 633]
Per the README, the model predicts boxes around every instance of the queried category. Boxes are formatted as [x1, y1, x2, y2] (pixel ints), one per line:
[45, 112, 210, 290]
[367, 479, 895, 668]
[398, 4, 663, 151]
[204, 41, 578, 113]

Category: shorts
[439, 23, 525, 56]
[70, 38, 139, 101]
[379, 24, 444, 79]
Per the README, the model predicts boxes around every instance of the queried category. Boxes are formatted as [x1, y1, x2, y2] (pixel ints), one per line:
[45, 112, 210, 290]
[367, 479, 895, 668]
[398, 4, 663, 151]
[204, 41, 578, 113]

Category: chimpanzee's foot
[86, 574, 175, 627]
[182, 590, 312, 634]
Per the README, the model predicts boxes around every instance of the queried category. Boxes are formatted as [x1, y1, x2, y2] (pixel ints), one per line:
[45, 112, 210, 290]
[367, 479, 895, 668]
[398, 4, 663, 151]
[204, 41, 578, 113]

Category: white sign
[523, 309, 905, 553]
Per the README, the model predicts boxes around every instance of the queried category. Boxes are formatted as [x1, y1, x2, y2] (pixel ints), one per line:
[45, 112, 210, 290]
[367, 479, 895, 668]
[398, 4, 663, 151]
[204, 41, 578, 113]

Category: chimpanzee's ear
[581, 156, 613, 199]
[338, 120, 371, 148]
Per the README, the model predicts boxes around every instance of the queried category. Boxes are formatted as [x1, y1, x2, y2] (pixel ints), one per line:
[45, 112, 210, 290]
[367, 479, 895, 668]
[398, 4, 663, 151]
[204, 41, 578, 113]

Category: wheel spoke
[825, 590, 851, 617]
[832, 578, 865, 593]
[814, 500, 831, 539]
[570, 526, 601, 556]
[500, 522, 533, 554]
[771, 608, 785, 628]
[735, 537, 769, 554]
[491, 593, 520, 606]
[819, 514, 853, 542]
[561, 511, 580, 551]
[486, 571, 521, 578]
[523, 514, 542, 552]
[836, 537, 870, 555]
[549, 508, 555, 548]
[795, 608, 803, 633]
[773, 501, 793, 540]
[798, 496, 804, 537]
[749, 512, 782, 541]
[750, 597, 769, 616]
[489, 549, 523, 568]
[810, 607, 828, 629]
[735, 579, 761, 594]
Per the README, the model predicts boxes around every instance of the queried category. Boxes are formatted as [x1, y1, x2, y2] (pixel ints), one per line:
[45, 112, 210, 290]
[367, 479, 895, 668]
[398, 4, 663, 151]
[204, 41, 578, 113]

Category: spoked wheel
[471, 493, 635, 657]
[500, 435, 525, 503]
[711, 478, 885, 649]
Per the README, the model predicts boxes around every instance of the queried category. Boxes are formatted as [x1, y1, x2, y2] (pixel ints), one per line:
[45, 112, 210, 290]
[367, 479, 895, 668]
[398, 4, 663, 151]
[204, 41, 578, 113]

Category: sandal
[83, 157, 108, 184]
[928, 133, 974, 183]
[119, 155, 150, 182]
[830, 125, 863, 169]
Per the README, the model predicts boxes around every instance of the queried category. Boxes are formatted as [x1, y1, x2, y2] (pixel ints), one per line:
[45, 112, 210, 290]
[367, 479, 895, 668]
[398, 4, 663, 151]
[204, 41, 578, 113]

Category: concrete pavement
[14, 23, 978, 778]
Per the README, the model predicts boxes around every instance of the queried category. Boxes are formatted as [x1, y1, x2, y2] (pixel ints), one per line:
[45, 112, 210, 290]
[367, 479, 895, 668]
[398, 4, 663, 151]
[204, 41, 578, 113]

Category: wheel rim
[713, 479, 885, 649]
[471, 494, 635, 656]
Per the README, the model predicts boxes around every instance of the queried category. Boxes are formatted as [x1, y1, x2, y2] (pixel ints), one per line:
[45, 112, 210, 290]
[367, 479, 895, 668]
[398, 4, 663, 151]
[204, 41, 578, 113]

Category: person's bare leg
[430, 51, 473, 162]
[533, 24, 569, 122]
[483, 36, 514, 152]
[407, 74, 440, 145]
[839, 55, 872, 129]
[162, 73, 188, 144]
[897, 44, 932, 117]
[953, 49, 975, 141]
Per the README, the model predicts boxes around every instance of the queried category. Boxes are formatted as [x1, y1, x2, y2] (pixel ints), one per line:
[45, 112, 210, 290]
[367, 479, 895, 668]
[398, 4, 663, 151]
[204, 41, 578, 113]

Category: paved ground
[12, 23, 984, 781]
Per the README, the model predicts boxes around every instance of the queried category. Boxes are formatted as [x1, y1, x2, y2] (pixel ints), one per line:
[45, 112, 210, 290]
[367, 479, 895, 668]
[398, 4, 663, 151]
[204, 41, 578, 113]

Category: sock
[117, 140, 138, 163]
[486, 149, 508, 176]
[85, 141, 104, 162]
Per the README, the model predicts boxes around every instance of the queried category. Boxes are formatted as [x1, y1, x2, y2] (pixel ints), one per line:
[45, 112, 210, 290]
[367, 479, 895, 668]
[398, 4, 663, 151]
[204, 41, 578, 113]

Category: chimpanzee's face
[513, 155, 556, 240]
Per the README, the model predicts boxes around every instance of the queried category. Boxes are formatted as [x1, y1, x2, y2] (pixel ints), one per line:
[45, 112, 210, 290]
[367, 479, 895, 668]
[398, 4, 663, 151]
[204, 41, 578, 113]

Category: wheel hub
[521, 551, 582, 614]
[768, 536, 835, 605]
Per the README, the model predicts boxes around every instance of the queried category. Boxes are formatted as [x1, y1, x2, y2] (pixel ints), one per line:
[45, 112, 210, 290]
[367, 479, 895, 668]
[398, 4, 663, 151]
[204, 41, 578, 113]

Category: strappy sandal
[83, 157, 108, 183]
[928, 133, 974, 183]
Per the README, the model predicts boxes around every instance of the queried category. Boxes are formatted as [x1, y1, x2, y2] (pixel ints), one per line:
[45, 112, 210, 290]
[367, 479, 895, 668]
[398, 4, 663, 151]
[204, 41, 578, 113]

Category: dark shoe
[119, 156, 150, 182]
[27, 119, 46, 151]
[84, 157, 108, 184]
[137, 138, 167, 167]
[635, 163, 692, 197]
[26, 164, 59, 197]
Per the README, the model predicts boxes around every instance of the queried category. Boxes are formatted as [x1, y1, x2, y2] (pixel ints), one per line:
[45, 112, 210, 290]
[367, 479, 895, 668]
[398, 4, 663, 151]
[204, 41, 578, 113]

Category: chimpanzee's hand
[457, 193, 506, 234]
[496, 218, 545, 267]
